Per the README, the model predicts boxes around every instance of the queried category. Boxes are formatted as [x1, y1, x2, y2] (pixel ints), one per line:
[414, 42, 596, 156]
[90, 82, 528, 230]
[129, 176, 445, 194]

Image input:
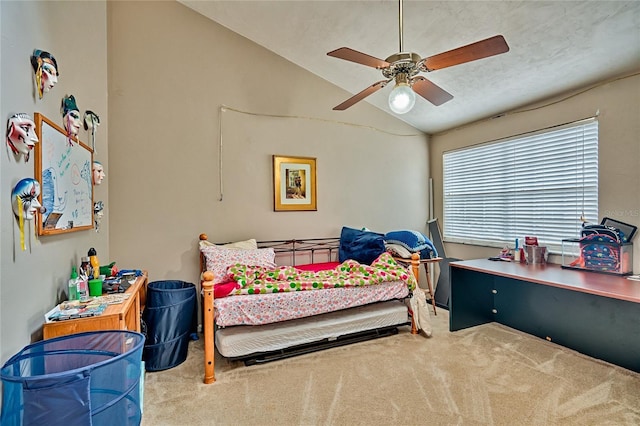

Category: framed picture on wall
[273, 155, 317, 211]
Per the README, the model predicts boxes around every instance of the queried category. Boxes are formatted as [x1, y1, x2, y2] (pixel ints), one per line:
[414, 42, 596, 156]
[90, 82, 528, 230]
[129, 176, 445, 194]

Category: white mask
[6, 113, 38, 161]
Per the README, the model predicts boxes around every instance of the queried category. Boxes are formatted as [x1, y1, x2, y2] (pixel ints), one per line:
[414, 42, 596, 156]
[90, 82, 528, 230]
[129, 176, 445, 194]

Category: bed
[199, 232, 431, 384]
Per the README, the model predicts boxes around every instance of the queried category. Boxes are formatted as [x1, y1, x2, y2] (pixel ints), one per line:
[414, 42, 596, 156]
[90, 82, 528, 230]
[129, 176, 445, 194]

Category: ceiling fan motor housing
[382, 52, 422, 79]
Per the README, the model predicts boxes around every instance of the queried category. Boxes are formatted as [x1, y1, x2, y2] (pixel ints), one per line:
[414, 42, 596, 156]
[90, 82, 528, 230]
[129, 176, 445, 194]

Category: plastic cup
[89, 279, 103, 297]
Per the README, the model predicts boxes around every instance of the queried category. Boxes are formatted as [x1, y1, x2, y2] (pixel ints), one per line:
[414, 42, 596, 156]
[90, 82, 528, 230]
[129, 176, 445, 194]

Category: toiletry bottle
[88, 248, 100, 279]
[79, 277, 89, 301]
[68, 266, 79, 301]
[514, 239, 521, 262]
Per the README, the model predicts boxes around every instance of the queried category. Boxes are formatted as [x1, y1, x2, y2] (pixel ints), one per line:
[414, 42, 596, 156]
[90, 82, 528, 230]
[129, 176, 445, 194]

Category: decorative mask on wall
[92, 161, 105, 185]
[83, 110, 100, 151]
[61, 95, 81, 145]
[6, 113, 39, 162]
[30, 49, 59, 100]
[12, 178, 45, 220]
[12, 178, 46, 251]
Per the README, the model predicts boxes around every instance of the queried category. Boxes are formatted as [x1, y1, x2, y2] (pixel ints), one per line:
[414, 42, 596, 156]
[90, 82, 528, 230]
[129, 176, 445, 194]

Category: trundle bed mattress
[215, 299, 410, 358]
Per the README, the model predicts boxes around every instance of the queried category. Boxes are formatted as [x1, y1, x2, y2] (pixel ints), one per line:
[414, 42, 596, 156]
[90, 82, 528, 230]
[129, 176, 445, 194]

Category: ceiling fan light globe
[388, 84, 416, 114]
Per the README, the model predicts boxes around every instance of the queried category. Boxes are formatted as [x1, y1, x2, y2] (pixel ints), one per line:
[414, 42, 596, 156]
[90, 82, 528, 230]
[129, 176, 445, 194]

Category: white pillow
[385, 243, 413, 259]
[200, 245, 276, 284]
[199, 238, 257, 250]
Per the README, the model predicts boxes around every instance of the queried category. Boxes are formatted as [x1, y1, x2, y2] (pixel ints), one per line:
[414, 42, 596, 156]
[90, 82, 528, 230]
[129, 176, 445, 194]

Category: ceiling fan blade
[327, 47, 390, 69]
[333, 80, 391, 111]
[411, 76, 453, 106]
[422, 35, 510, 71]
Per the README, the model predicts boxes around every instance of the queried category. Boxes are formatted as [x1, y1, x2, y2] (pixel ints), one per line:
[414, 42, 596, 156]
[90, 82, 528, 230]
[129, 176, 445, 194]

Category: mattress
[214, 280, 409, 326]
[215, 300, 409, 358]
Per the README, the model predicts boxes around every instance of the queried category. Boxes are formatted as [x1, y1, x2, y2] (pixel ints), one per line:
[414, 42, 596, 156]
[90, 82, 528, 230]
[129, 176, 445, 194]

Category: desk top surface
[451, 259, 640, 304]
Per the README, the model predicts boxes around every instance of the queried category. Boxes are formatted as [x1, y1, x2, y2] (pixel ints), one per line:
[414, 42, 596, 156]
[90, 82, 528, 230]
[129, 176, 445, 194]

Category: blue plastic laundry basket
[1, 330, 144, 426]
[142, 280, 197, 371]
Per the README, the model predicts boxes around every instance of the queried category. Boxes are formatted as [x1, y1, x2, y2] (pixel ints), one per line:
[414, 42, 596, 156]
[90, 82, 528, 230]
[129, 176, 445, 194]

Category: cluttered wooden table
[43, 272, 148, 339]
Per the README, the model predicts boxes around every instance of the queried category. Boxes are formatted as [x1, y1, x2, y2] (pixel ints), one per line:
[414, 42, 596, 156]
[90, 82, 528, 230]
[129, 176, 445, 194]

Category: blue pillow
[339, 227, 385, 265]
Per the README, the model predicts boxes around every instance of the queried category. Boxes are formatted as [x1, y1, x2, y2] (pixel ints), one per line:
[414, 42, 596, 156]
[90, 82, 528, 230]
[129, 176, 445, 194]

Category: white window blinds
[443, 119, 598, 252]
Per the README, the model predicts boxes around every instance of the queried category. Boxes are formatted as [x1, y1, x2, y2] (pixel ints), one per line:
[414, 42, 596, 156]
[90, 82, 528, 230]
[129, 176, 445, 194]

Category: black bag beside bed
[338, 226, 385, 265]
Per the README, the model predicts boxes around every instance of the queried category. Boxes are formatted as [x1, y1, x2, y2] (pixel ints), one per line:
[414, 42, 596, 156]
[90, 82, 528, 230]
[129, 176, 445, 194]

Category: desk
[394, 254, 442, 315]
[450, 259, 640, 372]
[43, 273, 148, 339]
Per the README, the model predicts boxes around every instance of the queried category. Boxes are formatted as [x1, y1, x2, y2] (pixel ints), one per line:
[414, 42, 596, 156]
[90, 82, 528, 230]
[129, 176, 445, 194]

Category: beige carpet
[141, 308, 640, 425]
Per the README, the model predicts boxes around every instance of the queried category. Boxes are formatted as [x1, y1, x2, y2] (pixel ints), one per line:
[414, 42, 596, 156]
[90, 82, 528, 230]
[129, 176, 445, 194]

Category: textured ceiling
[179, 0, 640, 134]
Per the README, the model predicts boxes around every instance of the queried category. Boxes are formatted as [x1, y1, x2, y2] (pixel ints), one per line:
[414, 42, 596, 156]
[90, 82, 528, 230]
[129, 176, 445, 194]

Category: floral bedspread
[227, 252, 416, 296]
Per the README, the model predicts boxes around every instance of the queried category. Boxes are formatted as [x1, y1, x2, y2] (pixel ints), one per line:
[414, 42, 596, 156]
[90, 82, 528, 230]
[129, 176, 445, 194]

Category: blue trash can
[142, 280, 197, 371]
[1, 330, 144, 426]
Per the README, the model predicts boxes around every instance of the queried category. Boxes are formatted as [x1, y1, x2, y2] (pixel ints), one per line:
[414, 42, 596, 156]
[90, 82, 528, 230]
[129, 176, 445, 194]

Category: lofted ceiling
[179, 0, 640, 134]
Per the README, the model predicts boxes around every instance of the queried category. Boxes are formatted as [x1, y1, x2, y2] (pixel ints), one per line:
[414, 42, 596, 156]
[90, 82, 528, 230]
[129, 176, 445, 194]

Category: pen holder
[89, 279, 103, 297]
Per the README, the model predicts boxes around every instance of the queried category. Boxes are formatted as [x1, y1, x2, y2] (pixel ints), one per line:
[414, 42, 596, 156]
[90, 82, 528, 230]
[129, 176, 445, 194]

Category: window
[443, 119, 598, 252]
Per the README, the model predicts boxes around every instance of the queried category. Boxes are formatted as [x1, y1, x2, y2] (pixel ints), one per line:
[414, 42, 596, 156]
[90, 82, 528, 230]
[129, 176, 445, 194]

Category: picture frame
[34, 113, 94, 235]
[273, 155, 317, 211]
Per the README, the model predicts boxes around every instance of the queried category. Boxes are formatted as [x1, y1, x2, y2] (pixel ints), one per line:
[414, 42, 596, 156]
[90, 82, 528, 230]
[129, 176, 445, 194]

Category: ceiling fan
[327, 0, 510, 114]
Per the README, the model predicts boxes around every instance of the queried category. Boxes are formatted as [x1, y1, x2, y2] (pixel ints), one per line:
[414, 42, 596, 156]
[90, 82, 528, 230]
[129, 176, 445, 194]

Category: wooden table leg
[423, 263, 437, 315]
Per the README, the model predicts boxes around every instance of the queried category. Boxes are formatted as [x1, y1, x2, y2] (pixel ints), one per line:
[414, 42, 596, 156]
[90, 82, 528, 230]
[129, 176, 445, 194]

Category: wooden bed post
[202, 271, 215, 384]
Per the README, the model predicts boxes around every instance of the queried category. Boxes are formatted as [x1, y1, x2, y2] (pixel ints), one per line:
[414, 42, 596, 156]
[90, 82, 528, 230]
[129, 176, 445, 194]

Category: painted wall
[0, 1, 109, 364]
[430, 73, 640, 271]
[106, 1, 429, 294]
[0, 0, 427, 369]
